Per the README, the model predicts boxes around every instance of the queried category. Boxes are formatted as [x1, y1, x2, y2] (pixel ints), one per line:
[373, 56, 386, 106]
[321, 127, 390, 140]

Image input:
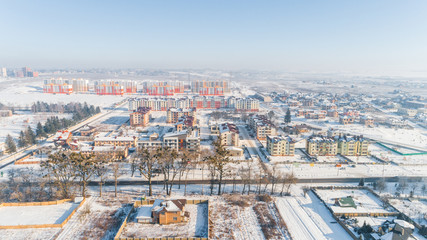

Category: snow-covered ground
[370, 144, 427, 165]
[276, 190, 352, 240]
[0, 202, 79, 226]
[315, 189, 391, 214]
[389, 199, 427, 226]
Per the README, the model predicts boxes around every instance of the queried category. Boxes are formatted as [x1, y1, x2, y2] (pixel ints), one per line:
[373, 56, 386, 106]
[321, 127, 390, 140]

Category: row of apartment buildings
[43, 79, 138, 95]
[128, 96, 259, 112]
[306, 135, 369, 156]
[265, 134, 370, 157]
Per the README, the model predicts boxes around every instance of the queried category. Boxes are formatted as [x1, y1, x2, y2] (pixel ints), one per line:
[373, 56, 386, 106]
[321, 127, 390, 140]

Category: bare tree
[112, 162, 124, 197]
[280, 172, 297, 196]
[94, 154, 109, 197]
[376, 178, 387, 194]
[270, 164, 280, 195]
[41, 151, 77, 199]
[209, 136, 231, 195]
[398, 177, 408, 195]
[137, 147, 161, 196]
[71, 152, 96, 198]
[158, 147, 180, 196]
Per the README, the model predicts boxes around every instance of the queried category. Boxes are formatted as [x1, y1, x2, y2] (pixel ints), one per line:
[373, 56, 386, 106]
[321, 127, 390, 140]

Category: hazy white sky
[1, 1, 427, 75]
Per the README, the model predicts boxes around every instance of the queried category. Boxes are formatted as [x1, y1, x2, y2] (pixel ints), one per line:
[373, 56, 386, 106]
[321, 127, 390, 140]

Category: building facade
[267, 135, 295, 156]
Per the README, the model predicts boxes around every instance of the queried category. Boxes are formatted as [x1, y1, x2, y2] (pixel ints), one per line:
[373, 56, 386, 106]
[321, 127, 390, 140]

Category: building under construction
[191, 80, 230, 96]
[43, 79, 73, 94]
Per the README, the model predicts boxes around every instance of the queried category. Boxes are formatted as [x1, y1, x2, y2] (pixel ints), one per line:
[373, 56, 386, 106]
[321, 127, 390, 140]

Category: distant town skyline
[1, 1, 427, 75]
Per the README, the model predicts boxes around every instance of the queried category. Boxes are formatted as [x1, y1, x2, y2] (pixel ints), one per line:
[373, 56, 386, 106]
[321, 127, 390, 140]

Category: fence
[114, 199, 209, 240]
[312, 186, 425, 236]
[0, 198, 85, 229]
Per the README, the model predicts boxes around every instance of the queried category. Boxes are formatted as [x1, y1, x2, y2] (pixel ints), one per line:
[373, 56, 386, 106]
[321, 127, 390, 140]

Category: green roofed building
[334, 196, 357, 209]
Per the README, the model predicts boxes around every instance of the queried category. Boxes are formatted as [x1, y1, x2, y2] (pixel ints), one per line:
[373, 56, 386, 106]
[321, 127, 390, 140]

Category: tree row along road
[86, 176, 420, 186]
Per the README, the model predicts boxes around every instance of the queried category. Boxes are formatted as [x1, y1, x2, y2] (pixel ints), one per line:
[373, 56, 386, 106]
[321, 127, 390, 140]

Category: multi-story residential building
[94, 136, 137, 148]
[307, 134, 369, 156]
[94, 80, 137, 95]
[128, 96, 259, 112]
[211, 123, 240, 147]
[306, 135, 338, 156]
[191, 80, 230, 95]
[167, 108, 196, 124]
[249, 115, 276, 140]
[43, 79, 73, 94]
[267, 135, 295, 156]
[336, 135, 369, 156]
[162, 127, 200, 152]
[142, 81, 185, 96]
[130, 107, 151, 127]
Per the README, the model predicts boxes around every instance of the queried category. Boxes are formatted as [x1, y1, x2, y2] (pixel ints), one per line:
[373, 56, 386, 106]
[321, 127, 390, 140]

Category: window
[173, 217, 178, 221]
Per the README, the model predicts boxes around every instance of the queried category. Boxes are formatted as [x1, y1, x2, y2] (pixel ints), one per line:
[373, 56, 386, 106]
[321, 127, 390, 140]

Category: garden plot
[389, 199, 427, 226]
[315, 189, 392, 215]
[0, 202, 79, 226]
[209, 195, 265, 240]
[120, 203, 208, 239]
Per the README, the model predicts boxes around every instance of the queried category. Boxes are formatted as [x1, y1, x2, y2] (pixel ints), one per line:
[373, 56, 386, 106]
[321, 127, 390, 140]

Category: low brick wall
[0, 198, 85, 229]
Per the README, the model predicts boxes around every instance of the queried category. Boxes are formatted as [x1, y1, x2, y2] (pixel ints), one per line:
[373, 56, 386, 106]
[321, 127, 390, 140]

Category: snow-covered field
[370, 144, 427, 165]
[0, 81, 125, 108]
[120, 203, 208, 238]
[315, 189, 391, 214]
[0, 202, 79, 226]
[0, 111, 72, 142]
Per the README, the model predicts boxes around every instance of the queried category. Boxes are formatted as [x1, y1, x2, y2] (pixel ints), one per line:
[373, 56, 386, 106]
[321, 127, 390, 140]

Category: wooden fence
[0, 198, 85, 229]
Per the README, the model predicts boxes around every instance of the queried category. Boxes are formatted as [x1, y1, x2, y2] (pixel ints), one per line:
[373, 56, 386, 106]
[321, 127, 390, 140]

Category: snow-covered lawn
[120, 203, 208, 238]
[0, 228, 60, 240]
[0, 202, 79, 226]
[315, 189, 391, 214]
